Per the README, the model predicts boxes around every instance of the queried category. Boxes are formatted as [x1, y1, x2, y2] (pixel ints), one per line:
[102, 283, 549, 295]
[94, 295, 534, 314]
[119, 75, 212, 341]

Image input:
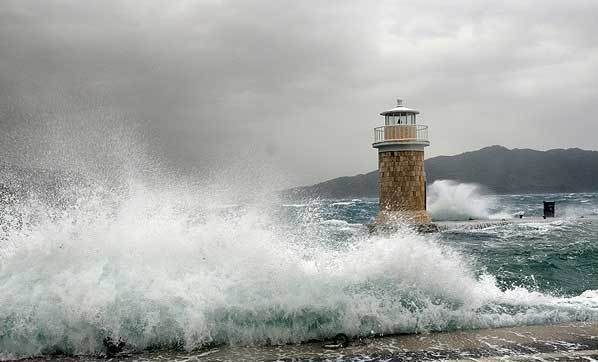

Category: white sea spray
[1, 181, 597, 359]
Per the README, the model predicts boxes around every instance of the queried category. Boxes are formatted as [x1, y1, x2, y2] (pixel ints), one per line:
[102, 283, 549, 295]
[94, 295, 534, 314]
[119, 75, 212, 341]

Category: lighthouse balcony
[373, 124, 429, 146]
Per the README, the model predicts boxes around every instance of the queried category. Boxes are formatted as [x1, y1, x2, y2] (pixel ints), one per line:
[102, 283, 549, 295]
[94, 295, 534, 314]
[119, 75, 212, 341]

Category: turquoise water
[0, 181, 597, 359]
[282, 192, 598, 297]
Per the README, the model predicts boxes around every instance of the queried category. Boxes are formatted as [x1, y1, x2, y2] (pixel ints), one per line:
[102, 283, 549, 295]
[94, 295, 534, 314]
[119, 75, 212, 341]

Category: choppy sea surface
[0, 180, 597, 359]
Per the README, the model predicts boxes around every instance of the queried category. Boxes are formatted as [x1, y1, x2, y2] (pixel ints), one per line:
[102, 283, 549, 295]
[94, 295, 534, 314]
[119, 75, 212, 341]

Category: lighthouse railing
[373, 124, 428, 143]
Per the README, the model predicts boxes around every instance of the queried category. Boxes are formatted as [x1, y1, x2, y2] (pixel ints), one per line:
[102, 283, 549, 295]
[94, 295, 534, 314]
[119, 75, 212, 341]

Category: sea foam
[0, 181, 597, 359]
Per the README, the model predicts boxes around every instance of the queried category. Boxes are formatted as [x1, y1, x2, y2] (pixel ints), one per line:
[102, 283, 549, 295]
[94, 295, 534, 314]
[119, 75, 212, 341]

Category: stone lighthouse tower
[373, 99, 431, 224]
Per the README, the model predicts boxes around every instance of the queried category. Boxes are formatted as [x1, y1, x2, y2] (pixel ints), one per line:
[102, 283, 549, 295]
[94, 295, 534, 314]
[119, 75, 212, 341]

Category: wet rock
[103, 336, 126, 356]
[323, 333, 350, 349]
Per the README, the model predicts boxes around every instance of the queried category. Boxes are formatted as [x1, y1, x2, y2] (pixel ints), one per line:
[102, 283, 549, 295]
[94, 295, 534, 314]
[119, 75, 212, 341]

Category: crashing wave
[0, 182, 597, 359]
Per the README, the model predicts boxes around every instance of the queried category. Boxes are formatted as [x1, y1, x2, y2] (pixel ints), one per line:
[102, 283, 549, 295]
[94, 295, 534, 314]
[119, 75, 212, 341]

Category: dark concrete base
[367, 222, 440, 234]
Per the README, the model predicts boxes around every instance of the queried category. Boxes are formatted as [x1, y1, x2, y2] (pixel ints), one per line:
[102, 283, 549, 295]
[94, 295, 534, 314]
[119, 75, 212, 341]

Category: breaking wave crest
[1, 181, 597, 359]
[427, 180, 511, 221]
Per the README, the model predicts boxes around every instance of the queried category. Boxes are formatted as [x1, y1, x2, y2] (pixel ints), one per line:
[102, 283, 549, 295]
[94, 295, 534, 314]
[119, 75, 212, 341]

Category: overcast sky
[1, 0, 597, 187]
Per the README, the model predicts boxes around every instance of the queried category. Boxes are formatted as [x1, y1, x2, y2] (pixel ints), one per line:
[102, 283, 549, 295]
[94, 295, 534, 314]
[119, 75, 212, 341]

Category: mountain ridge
[284, 146, 598, 199]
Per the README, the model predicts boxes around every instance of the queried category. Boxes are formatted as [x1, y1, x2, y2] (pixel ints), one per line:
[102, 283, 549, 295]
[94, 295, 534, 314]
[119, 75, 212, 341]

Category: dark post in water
[543, 201, 555, 218]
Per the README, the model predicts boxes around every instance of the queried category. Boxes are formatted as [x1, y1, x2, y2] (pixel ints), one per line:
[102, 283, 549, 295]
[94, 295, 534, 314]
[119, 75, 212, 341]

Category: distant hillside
[285, 146, 598, 198]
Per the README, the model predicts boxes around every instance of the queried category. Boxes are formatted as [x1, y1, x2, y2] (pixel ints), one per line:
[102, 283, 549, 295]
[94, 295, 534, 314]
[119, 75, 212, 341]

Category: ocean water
[0, 179, 597, 359]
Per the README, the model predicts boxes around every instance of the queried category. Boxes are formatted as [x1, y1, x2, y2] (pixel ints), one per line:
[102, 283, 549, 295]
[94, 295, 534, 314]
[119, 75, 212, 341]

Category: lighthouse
[373, 99, 431, 224]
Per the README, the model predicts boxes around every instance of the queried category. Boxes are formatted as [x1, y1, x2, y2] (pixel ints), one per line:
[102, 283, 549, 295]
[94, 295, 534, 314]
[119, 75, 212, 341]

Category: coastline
[194, 322, 598, 361]
[15, 322, 595, 361]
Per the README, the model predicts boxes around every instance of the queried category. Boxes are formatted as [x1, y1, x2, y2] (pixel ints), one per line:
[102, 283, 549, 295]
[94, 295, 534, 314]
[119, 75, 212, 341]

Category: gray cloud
[1, 0, 597, 186]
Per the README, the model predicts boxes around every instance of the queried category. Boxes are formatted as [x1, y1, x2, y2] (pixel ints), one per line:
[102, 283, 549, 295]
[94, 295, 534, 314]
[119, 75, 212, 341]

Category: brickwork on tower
[378, 150, 431, 224]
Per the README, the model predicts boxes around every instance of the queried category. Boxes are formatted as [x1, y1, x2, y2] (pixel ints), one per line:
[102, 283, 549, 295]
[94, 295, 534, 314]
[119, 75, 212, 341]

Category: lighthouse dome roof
[380, 98, 420, 115]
